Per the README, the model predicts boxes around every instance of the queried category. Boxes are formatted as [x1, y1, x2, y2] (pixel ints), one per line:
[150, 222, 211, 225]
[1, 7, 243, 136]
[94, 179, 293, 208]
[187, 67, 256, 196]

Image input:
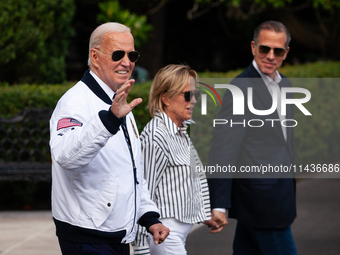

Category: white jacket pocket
[91, 174, 117, 227]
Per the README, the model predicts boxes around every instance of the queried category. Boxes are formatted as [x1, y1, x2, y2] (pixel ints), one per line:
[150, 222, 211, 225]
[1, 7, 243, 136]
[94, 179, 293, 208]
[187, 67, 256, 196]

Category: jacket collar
[252, 60, 282, 84]
[246, 63, 293, 150]
[81, 70, 112, 105]
[155, 111, 188, 137]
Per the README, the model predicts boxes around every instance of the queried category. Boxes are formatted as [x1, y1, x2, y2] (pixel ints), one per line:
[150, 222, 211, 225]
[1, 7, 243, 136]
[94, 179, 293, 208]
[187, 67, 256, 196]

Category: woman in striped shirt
[133, 64, 213, 255]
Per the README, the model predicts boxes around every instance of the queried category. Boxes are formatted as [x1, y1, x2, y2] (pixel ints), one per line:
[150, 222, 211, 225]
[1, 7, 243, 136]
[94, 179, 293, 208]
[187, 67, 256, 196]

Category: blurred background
[1, 0, 340, 84]
[0, 0, 340, 210]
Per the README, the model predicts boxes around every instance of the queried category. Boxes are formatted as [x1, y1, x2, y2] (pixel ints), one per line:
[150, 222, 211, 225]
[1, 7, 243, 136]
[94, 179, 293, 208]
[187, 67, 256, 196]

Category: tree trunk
[137, 5, 166, 78]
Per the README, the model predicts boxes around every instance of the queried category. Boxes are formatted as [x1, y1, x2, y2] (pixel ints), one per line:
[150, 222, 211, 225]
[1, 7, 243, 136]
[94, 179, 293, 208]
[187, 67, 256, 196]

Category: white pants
[148, 218, 193, 255]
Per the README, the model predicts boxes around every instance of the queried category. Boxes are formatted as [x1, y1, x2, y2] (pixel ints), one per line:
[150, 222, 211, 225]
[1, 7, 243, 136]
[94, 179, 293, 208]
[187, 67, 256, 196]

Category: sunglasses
[95, 48, 140, 62]
[258, 45, 286, 57]
[180, 90, 201, 102]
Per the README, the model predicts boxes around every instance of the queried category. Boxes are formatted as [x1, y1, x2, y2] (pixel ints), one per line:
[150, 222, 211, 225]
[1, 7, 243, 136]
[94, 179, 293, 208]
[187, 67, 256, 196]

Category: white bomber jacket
[50, 70, 160, 244]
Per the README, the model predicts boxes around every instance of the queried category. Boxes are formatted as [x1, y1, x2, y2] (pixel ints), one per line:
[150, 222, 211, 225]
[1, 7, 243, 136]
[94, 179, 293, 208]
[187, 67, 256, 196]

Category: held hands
[148, 223, 170, 245]
[111, 79, 142, 119]
[204, 210, 228, 234]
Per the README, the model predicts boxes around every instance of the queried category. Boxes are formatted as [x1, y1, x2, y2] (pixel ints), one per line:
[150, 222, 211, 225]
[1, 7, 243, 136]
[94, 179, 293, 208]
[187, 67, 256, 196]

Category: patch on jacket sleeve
[57, 118, 83, 130]
[57, 127, 75, 136]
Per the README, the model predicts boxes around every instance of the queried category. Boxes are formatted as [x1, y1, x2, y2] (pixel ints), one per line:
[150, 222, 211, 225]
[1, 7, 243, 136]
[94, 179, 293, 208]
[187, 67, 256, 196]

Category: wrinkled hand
[204, 219, 218, 229]
[111, 79, 142, 119]
[148, 223, 170, 245]
[206, 210, 228, 234]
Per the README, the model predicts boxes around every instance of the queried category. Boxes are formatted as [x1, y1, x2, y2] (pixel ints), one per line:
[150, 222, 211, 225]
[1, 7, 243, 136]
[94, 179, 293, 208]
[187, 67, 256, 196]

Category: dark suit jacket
[208, 63, 296, 228]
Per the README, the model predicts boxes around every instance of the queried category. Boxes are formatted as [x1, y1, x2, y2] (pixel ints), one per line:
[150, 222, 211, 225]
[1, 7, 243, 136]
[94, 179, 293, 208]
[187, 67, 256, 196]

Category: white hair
[87, 22, 131, 67]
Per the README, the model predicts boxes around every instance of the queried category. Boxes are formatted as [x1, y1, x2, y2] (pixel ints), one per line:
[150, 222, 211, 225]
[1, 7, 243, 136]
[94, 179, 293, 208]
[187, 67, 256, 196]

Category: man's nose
[121, 53, 131, 66]
[266, 49, 275, 60]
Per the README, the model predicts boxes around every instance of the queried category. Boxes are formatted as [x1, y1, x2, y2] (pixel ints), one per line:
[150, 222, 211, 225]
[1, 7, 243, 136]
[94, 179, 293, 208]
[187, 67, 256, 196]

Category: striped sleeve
[142, 125, 169, 201]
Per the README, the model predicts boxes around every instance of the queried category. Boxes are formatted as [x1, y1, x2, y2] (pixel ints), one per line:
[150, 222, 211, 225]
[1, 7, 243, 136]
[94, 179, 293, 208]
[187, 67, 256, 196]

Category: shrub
[195, 61, 340, 166]
[292, 79, 340, 165]
[0, 0, 75, 84]
[0, 61, 339, 166]
[0, 82, 74, 118]
[0, 80, 152, 132]
[198, 61, 340, 78]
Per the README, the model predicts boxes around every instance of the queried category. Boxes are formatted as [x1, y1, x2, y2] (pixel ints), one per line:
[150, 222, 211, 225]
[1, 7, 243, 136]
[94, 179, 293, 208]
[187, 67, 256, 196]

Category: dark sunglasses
[95, 48, 140, 62]
[258, 45, 286, 57]
[181, 90, 201, 102]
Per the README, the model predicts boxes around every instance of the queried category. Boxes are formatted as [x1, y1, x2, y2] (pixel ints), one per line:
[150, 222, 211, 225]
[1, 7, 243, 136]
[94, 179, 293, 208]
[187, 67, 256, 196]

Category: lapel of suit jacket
[246, 64, 287, 141]
[278, 77, 295, 160]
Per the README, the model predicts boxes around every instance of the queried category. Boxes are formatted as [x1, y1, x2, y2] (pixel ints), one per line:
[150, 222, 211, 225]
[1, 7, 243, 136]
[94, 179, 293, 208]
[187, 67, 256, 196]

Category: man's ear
[251, 41, 256, 56]
[90, 48, 99, 67]
[283, 46, 290, 60]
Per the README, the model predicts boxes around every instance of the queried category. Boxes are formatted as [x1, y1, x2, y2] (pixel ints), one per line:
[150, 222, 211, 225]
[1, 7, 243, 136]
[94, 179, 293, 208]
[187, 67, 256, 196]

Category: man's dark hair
[253, 21, 291, 48]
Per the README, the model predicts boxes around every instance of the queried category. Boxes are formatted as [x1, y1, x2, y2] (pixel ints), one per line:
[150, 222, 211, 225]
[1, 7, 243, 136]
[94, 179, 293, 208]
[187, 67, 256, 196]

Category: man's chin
[261, 68, 276, 77]
[115, 77, 130, 87]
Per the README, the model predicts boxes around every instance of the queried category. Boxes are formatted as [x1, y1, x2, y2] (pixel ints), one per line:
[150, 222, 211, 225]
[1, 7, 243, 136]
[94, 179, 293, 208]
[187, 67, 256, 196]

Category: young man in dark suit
[208, 21, 298, 254]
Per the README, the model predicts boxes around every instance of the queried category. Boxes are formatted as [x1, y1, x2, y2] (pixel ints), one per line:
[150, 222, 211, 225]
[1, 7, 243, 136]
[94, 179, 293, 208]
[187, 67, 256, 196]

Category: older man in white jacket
[50, 22, 169, 255]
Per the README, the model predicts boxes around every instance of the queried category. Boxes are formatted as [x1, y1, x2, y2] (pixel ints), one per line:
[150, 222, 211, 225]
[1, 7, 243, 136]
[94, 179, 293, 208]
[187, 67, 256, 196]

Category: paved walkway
[1, 178, 339, 254]
[0, 211, 59, 255]
[186, 178, 340, 254]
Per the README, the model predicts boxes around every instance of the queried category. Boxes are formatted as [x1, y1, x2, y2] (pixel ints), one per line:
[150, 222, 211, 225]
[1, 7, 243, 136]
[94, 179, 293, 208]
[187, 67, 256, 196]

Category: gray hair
[253, 21, 291, 49]
[88, 22, 131, 67]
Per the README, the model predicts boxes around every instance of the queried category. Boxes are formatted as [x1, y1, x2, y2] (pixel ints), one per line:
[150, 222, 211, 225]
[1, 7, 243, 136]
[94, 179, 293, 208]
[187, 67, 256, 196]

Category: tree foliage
[184, 0, 340, 60]
[97, 0, 152, 47]
[190, 0, 340, 16]
[0, 0, 75, 84]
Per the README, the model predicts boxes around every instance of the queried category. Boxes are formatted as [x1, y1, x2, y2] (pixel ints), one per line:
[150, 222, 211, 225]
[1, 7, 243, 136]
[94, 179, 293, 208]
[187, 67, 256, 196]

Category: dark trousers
[233, 222, 298, 255]
[58, 238, 130, 255]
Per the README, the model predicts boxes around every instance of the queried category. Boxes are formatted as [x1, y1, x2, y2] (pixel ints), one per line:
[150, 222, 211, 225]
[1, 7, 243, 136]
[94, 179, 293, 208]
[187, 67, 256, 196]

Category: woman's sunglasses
[180, 90, 201, 102]
[95, 48, 140, 62]
[258, 45, 286, 57]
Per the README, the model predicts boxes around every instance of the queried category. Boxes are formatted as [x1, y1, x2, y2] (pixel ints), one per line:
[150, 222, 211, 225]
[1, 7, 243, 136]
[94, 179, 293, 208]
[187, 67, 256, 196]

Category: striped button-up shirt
[133, 111, 211, 254]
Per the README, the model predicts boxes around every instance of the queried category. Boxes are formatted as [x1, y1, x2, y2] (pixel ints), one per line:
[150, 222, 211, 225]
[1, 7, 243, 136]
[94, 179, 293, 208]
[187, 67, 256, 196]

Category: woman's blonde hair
[148, 64, 197, 117]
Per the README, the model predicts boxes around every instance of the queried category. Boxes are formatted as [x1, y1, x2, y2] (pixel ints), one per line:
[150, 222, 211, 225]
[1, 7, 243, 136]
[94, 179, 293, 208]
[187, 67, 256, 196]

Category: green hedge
[2, 61, 339, 117]
[198, 61, 340, 78]
[0, 80, 153, 133]
[0, 61, 339, 166]
[292, 79, 340, 165]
